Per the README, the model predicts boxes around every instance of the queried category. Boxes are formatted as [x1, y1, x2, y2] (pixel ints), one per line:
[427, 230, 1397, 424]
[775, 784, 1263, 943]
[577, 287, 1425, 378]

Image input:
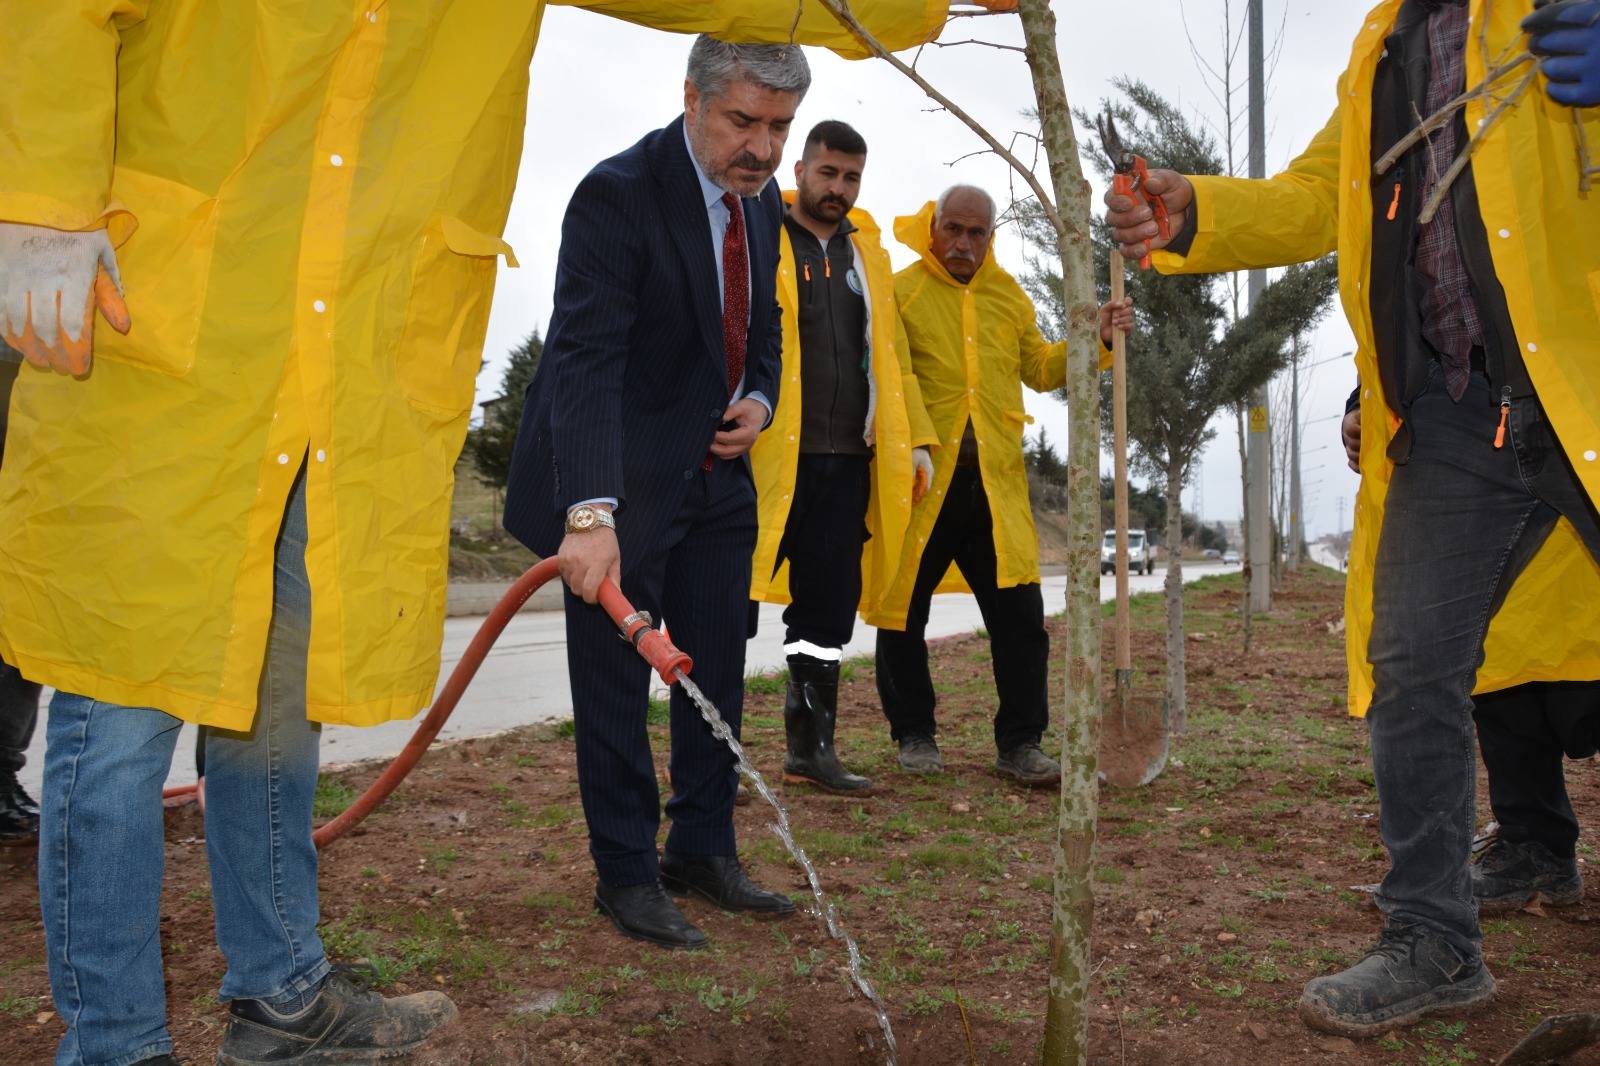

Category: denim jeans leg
[1365, 374, 1559, 956]
[39, 692, 182, 1066]
[203, 464, 328, 1008]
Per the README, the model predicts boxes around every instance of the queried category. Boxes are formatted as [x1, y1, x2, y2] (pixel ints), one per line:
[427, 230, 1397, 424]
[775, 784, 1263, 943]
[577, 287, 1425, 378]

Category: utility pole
[1289, 336, 1303, 570]
[1246, 0, 1273, 610]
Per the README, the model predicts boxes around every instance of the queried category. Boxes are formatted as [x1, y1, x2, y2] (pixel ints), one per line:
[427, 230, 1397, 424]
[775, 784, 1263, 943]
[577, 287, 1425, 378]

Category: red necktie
[720, 192, 749, 398]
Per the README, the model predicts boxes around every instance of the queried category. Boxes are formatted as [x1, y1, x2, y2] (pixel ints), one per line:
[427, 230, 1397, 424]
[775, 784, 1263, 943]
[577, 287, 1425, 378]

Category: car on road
[1222, 549, 1241, 565]
[1102, 528, 1153, 576]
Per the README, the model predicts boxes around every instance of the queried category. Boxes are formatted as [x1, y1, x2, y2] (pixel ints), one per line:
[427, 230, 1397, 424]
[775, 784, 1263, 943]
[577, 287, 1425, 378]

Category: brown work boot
[995, 742, 1060, 787]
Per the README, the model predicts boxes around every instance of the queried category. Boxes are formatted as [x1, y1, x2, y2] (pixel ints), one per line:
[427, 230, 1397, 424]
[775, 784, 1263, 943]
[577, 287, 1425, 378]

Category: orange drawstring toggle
[1387, 183, 1402, 222]
[803, 262, 812, 283]
[824, 257, 832, 279]
[1494, 402, 1510, 449]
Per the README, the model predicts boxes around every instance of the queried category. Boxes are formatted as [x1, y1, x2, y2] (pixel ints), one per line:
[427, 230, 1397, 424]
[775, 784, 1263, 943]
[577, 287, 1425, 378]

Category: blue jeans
[39, 467, 328, 1065]
[1367, 367, 1600, 956]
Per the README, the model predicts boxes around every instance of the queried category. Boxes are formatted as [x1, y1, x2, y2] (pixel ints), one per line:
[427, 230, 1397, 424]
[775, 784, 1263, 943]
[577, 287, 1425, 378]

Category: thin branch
[927, 37, 1027, 54]
[815, 0, 1066, 236]
[1373, 52, 1536, 175]
[948, 147, 998, 166]
[1420, 68, 1538, 224]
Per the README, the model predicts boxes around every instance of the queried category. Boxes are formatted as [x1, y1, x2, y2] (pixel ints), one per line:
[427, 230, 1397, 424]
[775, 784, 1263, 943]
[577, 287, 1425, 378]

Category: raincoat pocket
[396, 215, 517, 419]
[95, 168, 219, 379]
[1003, 409, 1036, 438]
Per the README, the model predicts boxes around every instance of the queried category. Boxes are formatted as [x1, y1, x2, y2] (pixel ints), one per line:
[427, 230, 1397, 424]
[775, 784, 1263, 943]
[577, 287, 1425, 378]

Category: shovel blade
[1497, 1013, 1600, 1066]
[1100, 684, 1168, 788]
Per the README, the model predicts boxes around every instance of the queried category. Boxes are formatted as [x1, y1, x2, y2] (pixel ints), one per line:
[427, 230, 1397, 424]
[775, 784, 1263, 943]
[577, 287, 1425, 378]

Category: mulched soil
[4, 567, 1600, 1065]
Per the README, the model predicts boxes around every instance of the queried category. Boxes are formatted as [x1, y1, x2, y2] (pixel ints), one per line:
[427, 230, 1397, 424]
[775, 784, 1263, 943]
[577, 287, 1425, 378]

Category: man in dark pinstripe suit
[504, 38, 806, 950]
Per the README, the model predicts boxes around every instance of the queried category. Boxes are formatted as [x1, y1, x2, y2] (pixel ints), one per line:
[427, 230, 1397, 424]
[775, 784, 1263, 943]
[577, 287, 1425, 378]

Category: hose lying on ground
[161, 558, 692, 849]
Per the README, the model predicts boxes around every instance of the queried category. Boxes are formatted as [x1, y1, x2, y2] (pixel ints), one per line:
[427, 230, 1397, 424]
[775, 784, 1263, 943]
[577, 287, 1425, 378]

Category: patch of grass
[646, 697, 671, 726]
[423, 845, 458, 876]
[555, 719, 576, 740]
[744, 670, 787, 696]
[519, 891, 578, 912]
[313, 778, 359, 820]
[1094, 866, 1125, 885]
[906, 986, 956, 1015]
[0, 994, 40, 1020]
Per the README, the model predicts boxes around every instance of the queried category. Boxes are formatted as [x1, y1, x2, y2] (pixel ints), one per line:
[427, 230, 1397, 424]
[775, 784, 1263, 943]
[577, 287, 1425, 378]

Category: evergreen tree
[466, 331, 543, 489]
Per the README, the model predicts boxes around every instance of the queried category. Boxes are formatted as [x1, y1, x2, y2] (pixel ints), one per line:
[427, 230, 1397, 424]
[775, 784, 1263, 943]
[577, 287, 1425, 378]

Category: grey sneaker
[1298, 924, 1495, 1038]
[897, 734, 944, 773]
[995, 742, 1060, 787]
[1475, 837, 1583, 913]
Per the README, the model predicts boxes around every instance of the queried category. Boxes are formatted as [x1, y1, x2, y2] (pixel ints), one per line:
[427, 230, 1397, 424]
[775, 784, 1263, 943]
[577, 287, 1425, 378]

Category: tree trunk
[1236, 405, 1252, 655]
[1017, 4, 1101, 1064]
[1164, 461, 1187, 734]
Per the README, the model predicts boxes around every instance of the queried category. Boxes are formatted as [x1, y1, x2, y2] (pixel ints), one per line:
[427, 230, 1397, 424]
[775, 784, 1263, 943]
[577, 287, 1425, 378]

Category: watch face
[571, 508, 595, 530]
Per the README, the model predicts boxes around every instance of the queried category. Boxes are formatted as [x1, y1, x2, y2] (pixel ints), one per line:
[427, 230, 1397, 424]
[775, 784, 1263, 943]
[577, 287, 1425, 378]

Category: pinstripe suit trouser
[563, 459, 756, 888]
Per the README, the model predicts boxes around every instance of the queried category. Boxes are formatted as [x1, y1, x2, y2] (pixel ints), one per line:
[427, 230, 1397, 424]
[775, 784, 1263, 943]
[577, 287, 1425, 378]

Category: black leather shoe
[660, 852, 797, 917]
[217, 965, 456, 1064]
[595, 880, 707, 950]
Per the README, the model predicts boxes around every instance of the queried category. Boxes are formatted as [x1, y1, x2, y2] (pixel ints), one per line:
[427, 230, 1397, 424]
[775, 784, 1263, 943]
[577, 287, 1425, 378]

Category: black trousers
[1475, 680, 1600, 860]
[875, 464, 1049, 752]
[0, 358, 38, 777]
[564, 459, 756, 888]
[775, 453, 871, 651]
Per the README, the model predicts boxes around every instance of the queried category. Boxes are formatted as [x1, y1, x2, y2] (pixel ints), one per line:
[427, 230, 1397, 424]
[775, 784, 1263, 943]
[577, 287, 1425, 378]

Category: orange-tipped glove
[0, 223, 131, 376]
[912, 446, 934, 504]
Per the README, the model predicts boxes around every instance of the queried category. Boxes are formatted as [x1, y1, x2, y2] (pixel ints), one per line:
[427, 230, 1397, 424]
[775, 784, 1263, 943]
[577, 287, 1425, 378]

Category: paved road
[18, 563, 1232, 794]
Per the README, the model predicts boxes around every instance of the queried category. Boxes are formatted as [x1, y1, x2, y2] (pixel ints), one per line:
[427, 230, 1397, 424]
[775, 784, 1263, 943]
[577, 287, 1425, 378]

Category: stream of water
[673, 668, 899, 1066]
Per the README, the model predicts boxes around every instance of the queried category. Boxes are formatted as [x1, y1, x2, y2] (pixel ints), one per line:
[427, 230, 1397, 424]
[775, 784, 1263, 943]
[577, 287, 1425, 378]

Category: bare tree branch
[814, 0, 1066, 236]
[927, 37, 1027, 54]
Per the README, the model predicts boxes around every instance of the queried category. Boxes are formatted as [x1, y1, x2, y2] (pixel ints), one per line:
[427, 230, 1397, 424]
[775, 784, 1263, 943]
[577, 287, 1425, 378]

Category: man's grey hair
[687, 35, 812, 100]
[935, 184, 998, 229]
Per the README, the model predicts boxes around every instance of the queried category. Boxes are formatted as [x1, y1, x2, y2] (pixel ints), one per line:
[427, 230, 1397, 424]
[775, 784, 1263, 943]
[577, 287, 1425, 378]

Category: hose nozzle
[597, 580, 694, 685]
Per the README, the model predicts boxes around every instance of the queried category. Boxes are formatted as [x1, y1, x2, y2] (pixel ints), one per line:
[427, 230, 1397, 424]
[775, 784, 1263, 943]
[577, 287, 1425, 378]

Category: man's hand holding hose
[0, 223, 131, 376]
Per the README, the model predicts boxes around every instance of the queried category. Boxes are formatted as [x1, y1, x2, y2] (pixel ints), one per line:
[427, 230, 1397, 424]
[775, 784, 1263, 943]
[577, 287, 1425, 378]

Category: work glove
[0, 222, 131, 376]
[1524, 0, 1600, 107]
[912, 447, 934, 504]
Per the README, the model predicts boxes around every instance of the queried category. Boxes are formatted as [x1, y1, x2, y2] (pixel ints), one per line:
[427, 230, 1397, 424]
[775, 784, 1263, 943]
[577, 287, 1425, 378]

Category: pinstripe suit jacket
[504, 115, 784, 568]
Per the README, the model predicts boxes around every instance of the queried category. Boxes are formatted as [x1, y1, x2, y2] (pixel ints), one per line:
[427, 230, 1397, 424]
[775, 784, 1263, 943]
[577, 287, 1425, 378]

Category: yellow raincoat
[1152, 0, 1600, 715]
[0, 0, 948, 730]
[750, 198, 938, 617]
[865, 201, 1108, 630]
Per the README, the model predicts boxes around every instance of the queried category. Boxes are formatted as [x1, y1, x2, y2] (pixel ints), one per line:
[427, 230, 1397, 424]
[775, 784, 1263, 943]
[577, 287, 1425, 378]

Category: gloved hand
[912, 447, 934, 504]
[1524, 0, 1600, 107]
[0, 223, 131, 376]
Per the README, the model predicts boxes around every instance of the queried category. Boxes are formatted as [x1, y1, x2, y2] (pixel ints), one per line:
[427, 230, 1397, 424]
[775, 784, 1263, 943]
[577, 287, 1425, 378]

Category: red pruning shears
[1095, 109, 1169, 270]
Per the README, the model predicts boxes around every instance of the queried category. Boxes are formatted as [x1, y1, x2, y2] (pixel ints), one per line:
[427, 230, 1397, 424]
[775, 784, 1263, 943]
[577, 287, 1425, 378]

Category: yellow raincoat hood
[750, 196, 938, 616]
[0, 0, 949, 730]
[865, 201, 1085, 630]
[1152, 0, 1600, 715]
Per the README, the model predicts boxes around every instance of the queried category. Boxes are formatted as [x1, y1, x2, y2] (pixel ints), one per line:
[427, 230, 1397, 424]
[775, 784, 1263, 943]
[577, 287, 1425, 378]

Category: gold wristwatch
[565, 505, 616, 535]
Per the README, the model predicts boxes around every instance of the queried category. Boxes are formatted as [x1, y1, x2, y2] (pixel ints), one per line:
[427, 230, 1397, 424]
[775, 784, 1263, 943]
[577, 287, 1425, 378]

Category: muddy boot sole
[781, 768, 874, 796]
[1479, 881, 1584, 915]
[1297, 966, 1496, 1039]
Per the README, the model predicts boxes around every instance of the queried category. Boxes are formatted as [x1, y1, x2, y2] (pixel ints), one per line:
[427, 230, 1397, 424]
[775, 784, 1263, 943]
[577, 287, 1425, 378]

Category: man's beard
[799, 188, 851, 221]
[689, 114, 775, 194]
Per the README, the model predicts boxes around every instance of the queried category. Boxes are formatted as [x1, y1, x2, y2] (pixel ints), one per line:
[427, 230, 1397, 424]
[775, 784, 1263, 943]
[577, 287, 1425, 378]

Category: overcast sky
[478, 1, 1372, 541]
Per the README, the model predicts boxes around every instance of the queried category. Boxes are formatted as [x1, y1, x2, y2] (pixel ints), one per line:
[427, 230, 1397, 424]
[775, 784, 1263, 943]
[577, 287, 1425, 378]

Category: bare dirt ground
[4, 567, 1600, 1065]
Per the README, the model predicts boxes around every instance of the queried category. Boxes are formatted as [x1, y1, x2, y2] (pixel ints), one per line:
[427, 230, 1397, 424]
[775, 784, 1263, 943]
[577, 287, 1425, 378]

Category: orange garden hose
[160, 559, 693, 850]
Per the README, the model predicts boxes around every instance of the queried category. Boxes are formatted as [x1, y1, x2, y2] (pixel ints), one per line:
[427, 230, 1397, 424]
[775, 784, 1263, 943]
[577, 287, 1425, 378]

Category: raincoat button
[1498, 229, 1511, 239]
[316, 449, 327, 463]
[788, 435, 796, 441]
[1586, 451, 1597, 462]
[1528, 343, 1538, 354]
[313, 299, 327, 313]
[366, 10, 378, 22]
[330, 154, 344, 167]
[277, 454, 289, 465]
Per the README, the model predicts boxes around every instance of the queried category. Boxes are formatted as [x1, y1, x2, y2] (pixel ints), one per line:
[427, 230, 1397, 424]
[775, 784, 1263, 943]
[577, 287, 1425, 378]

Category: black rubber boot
[1298, 924, 1495, 1038]
[782, 658, 872, 794]
[0, 771, 38, 846]
[217, 966, 457, 1065]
